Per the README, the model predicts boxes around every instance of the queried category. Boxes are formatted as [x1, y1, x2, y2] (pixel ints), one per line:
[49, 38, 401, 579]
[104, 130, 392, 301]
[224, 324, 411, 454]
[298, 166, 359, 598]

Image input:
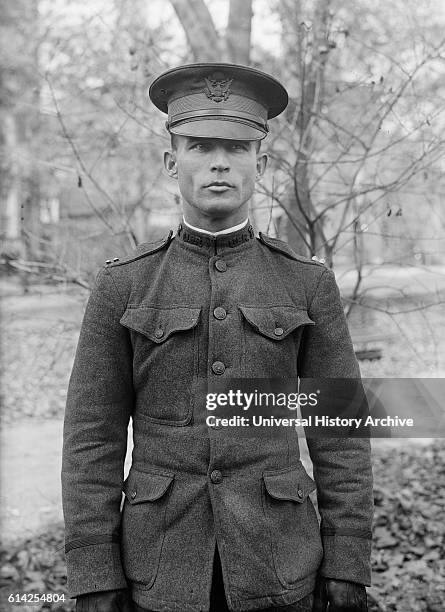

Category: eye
[190, 142, 210, 151]
[231, 142, 249, 151]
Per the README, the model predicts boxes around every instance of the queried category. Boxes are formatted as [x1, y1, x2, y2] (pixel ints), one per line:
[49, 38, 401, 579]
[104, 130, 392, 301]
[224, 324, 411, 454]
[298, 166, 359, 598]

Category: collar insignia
[204, 72, 233, 102]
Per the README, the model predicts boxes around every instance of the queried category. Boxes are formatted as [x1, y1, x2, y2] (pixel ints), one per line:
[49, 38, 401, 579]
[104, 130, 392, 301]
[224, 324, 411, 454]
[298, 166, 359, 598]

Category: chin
[197, 199, 242, 217]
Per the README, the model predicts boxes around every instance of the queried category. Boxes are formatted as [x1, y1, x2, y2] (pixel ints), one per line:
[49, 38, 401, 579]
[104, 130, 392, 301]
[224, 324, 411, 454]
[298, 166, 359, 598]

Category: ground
[0, 276, 444, 611]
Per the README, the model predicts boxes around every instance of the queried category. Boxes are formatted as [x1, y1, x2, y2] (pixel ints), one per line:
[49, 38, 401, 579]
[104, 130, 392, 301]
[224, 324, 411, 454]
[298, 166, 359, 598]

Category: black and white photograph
[1, 1, 444, 611]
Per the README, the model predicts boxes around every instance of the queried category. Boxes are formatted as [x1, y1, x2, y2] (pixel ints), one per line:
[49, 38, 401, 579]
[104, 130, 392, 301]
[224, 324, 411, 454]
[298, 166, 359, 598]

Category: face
[164, 135, 268, 229]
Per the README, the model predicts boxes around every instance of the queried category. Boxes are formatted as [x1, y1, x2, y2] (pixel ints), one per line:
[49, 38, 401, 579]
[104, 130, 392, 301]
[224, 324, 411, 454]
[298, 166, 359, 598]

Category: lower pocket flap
[123, 469, 174, 504]
[263, 464, 316, 502]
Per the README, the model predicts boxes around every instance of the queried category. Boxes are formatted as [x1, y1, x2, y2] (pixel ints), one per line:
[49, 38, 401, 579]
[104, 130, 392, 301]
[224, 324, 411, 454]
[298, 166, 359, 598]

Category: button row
[210, 470, 223, 484]
[212, 259, 226, 375]
[213, 307, 227, 320]
[211, 361, 226, 375]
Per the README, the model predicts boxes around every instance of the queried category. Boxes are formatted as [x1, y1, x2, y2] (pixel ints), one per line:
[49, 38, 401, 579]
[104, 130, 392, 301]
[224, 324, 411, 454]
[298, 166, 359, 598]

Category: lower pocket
[262, 463, 323, 587]
[121, 468, 174, 588]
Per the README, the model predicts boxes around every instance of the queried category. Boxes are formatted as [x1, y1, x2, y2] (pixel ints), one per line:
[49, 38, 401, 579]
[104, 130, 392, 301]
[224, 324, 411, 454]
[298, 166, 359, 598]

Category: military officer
[62, 63, 373, 612]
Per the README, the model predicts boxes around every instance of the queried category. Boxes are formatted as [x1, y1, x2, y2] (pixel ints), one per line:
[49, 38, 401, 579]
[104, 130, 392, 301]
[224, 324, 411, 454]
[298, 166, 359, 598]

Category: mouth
[204, 181, 234, 192]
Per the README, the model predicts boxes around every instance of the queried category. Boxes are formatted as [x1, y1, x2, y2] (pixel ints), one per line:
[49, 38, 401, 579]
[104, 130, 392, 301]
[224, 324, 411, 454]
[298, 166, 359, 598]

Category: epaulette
[104, 230, 173, 268]
[258, 232, 327, 267]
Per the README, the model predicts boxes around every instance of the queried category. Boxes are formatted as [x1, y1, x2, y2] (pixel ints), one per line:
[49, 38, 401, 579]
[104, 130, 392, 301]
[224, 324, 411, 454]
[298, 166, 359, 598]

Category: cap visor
[169, 119, 266, 141]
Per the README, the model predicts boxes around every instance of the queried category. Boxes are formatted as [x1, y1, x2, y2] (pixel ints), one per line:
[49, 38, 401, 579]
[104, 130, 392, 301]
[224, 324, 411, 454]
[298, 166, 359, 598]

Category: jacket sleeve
[61, 267, 134, 597]
[298, 267, 373, 586]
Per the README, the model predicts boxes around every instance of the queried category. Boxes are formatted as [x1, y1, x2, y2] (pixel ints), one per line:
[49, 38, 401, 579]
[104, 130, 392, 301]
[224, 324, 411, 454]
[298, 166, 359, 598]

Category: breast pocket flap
[123, 469, 174, 504]
[120, 306, 201, 343]
[239, 305, 314, 340]
[263, 464, 316, 503]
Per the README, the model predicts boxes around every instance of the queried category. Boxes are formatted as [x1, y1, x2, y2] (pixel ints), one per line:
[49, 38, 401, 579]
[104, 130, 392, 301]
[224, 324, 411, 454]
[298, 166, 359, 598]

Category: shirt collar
[182, 217, 249, 236]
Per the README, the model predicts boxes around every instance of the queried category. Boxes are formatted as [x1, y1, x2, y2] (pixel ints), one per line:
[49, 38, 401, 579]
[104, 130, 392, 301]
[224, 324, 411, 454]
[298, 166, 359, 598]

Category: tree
[260, 0, 445, 269]
[0, 0, 41, 260]
[3, 0, 180, 281]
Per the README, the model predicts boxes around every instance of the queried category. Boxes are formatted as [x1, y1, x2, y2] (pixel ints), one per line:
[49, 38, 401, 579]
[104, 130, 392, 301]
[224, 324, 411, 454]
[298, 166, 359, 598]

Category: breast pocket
[262, 463, 323, 588]
[121, 468, 174, 589]
[239, 305, 314, 377]
[120, 305, 201, 424]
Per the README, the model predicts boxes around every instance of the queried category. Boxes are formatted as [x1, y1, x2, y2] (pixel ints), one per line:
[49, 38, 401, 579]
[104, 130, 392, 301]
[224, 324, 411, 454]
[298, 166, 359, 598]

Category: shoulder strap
[104, 231, 173, 268]
[258, 232, 326, 267]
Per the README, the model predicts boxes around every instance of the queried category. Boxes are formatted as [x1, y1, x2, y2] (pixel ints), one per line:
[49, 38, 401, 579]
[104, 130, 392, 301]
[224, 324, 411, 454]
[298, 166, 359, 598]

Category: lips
[204, 181, 234, 193]
[205, 181, 234, 188]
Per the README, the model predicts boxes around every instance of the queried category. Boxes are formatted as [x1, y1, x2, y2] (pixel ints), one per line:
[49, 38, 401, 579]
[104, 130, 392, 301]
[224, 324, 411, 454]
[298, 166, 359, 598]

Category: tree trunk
[1, 0, 42, 259]
[170, 0, 253, 64]
[170, 0, 222, 61]
[22, 0, 42, 261]
[226, 0, 252, 64]
[1, 114, 22, 255]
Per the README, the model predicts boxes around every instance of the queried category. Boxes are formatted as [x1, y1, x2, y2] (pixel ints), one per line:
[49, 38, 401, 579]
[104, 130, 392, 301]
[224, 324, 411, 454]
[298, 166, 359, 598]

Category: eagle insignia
[204, 72, 233, 102]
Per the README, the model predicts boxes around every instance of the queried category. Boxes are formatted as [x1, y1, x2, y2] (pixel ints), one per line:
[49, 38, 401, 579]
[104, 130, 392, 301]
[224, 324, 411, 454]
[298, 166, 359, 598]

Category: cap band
[169, 92, 267, 116]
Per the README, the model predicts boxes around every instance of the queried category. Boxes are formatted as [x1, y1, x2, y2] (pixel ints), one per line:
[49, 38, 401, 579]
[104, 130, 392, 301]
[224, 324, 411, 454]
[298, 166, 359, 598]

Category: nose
[210, 146, 230, 172]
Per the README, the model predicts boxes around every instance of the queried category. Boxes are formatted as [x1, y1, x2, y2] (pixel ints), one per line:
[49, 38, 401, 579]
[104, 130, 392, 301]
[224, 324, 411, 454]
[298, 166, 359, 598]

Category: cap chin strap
[168, 108, 269, 134]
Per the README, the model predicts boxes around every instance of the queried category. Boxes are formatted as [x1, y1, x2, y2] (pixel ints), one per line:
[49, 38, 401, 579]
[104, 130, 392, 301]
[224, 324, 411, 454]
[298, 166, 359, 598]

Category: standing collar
[177, 220, 255, 249]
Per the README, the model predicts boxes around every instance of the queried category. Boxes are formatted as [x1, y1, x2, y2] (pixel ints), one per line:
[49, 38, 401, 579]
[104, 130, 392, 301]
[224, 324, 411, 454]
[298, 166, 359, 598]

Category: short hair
[170, 133, 261, 153]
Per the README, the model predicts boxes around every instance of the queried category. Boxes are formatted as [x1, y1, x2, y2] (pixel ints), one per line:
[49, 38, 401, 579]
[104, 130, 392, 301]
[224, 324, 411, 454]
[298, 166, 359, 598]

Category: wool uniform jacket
[62, 223, 373, 612]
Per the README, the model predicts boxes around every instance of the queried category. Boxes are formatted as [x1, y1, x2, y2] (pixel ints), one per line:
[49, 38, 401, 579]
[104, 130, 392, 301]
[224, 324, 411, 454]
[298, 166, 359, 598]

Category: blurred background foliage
[1, 0, 444, 283]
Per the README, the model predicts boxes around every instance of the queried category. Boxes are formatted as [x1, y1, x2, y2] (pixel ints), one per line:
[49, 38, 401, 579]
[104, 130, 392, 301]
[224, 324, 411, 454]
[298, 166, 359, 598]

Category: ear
[256, 152, 268, 180]
[164, 150, 178, 179]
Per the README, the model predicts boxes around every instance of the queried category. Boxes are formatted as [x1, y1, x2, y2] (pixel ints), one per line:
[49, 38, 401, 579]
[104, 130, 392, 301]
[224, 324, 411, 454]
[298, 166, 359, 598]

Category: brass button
[274, 327, 284, 337]
[215, 260, 227, 272]
[297, 489, 304, 499]
[155, 328, 164, 339]
[212, 361, 226, 375]
[213, 307, 227, 320]
[210, 470, 223, 484]
[131, 490, 137, 499]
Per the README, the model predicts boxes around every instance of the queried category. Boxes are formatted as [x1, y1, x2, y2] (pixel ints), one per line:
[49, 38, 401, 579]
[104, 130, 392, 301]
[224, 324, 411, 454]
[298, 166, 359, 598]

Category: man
[62, 63, 373, 612]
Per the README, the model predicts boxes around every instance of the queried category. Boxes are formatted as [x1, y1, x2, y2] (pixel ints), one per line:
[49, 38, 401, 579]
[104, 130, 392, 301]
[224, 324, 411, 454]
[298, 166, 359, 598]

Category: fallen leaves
[370, 440, 445, 611]
[0, 526, 73, 611]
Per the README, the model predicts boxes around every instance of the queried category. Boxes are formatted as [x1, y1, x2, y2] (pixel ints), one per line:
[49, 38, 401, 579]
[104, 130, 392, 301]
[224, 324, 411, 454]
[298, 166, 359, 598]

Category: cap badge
[204, 72, 233, 102]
